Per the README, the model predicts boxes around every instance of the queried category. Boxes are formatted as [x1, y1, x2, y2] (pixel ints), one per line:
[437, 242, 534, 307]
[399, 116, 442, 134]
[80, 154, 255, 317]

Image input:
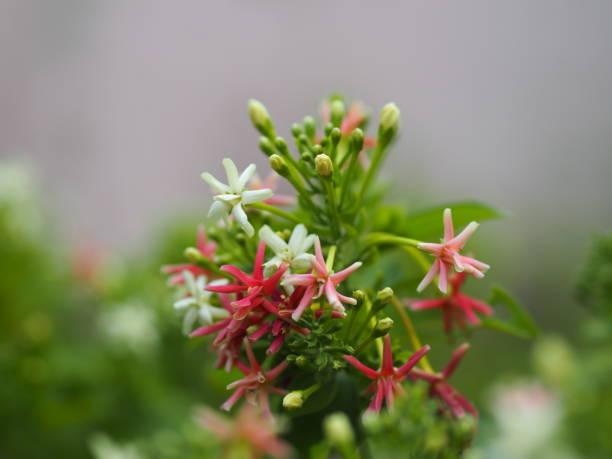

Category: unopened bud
[303, 116, 316, 140]
[269, 154, 287, 175]
[274, 137, 290, 156]
[352, 290, 366, 308]
[248, 99, 275, 137]
[351, 128, 364, 153]
[376, 287, 394, 303]
[315, 154, 333, 177]
[258, 137, 275, 157]
[373, 317, 394, 337]
[184, 247, 203, 263]
[330, 127, 342, 146]
[324, 412, 354, 447]
[323, 123, 333, 137]
[301, 152, 313, 163]
[330, 100, 345, 127]
[283, 391, 304, 410]
[298, 134, 310, 148]
[295, 355, 307, 367]
[311, 144, 322, 155]
[380, 102, 400, 132]
[291, 123, 303, 138]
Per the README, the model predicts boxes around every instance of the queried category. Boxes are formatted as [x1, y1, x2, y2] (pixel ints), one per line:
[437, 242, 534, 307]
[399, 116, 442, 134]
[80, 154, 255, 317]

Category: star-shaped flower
[173, 271, 229, 335]
[197, 404, 289, 459]
[410, 343, 478, 418]
[201, 158, 273, 237]
[284, 237, 362, 321]
[259, 224, 314, 277]
[221, 338, 288, 417]
[343, 335, 430, 412]
[407, 272, 493, 333]
[417, 208, 490, 293]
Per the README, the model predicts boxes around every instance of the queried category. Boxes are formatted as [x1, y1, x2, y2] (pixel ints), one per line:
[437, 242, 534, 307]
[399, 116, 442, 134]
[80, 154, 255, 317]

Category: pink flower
[407, 272, 493, 333]
[417, 208, 490, 293]
[249, 172, 295, 206]
[162, 225, 217, 285]
[284, 237, 362, 321]
[207, 241, 288, 320]
[197, 404, 290, 459]
[221, 339, 288, 417]
[410, 343, 478, 418]
[343, 335, 430, 412]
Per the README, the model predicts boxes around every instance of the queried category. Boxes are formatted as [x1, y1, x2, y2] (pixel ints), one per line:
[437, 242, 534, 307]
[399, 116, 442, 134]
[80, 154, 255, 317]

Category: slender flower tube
[417, 208, 490, 293]
[410, 343, 478, 418]
[406, 272, 493, 333]
[343, 335, 430, 412]
[201, 158, 273, 237]
[284, 237, 362, 320]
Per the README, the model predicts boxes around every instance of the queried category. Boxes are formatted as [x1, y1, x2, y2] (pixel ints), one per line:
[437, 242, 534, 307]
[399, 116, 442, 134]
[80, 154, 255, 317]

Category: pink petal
[438, 262, 449, 293]
[220, 386, 247, 411]
[312, 237, 328, 276]
[417, 259, 440, 292]
[442, 343, 470, 380]
[343, 355, 380, 379]
[381, 335, 395, 375]
[396, 345, 431, 377]
[253, 241, 266, 280]
[443, 208, 454, 242]
[330, 261, 362, 284]
[406, 298, 446, 310]
[291, 286, 315, 321]
[447, 222, 479, 250]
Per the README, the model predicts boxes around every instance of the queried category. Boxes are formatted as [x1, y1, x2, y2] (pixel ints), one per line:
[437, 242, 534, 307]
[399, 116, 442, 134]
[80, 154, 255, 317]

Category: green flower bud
[291, 123, 303, 138]
[315, 154, 333, 177]
[269, 154, 287, 175]
[330, 127, 342, 146]
[380, 102, 400, 132]
[351, 128, 364, 152]
[311, 144, 322, 155]
[298, 133, 310, 147]
[283, 391, 304, 410]
[376, 287, 394, 303]
[323, 123, 333, 137]
[184, 247, 203, 262]
[373, 317, 394, 337]
[258, 137, 276, 157]
[352, 290, 366, 308]
[274, 137, 290, 156]
[248, 99, 275, 137]
[324, 412, 354, 447]
[301, 152, 313, 163]
[303, 116, 316, 140]
[330, 100, 345, 127]
[295, 355, 307, 367]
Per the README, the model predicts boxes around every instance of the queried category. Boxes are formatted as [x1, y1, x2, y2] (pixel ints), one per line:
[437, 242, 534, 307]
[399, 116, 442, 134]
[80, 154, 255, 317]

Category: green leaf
[404, 201, 505, 239]
[481, 286, 539, 338]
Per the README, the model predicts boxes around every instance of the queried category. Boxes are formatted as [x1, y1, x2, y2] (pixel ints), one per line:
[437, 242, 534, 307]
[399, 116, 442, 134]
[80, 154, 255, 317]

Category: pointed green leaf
[481, 286, 539, 338]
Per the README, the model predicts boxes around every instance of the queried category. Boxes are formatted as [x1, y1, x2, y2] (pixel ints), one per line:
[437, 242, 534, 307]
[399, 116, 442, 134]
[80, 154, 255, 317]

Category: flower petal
[242, 188, 273, 205]
[201, 172, 229, 193]
[259, 225, 288, 255]
[222, 158, 240, 190]
[232, 204, 254, 237]
[237, 163, 256, 190]
[208, 200, 228, 221]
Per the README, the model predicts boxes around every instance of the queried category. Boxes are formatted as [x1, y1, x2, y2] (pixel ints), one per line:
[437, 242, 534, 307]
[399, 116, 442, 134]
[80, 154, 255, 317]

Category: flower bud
[291, 123, 303, 138]
[303, 116, 316, 140]
[323, 123, 333, 137]
[376, 287, 394, 303]
[330, 127, 342, 146]
[258, 137, 275, 157]
[269, 154, 288, 175]
[301, 152, 313, 163]
[184, 247, 203, 263]
[351, 128, 364, 153]
[379, 102, 400, 132]
[324, 412, 354, 447]
[274, 137, 290, 156]
[373, 317, 394, 337]
[352, 290, 366, 308]
[330, 100, 345, 127]
[295, 355, 307, 367]
[311, 144, 322, 155]
[248, 99, 275, 137]
[283, 391, 304, 409]
[315, 154, 333, 177]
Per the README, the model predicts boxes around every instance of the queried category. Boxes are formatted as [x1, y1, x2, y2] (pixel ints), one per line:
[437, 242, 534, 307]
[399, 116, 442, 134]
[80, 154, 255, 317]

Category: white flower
[174, 271, 229, 335]
[201, 158, 273, 237]
[259, 224, 314, 276]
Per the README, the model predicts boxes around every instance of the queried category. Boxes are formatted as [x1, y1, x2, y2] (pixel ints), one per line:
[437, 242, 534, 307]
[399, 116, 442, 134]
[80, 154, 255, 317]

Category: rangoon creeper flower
[407, 272, 493, 333]
[343, 335, 430, 412]
[259, 224, 314, 277]
[197, 404, 289, 459]
[410, 343, 478, 418]
[174, 271, 229, 335]
[201, 158, 273, 237]
[221, 339, 288, 417]
[417, 208, 490, 293]
[284, 237, 362, 321]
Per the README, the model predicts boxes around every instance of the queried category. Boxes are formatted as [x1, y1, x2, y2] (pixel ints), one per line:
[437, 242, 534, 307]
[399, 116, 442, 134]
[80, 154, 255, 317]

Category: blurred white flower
[99, 303, 158, 354]
[90, 433, 142, 459]
[0, 161, 42, 236]
[173, 271, 229, 335]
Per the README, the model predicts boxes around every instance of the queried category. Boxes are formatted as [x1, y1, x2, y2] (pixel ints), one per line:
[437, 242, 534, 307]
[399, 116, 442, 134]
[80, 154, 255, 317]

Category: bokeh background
[1, 1, 612, 458]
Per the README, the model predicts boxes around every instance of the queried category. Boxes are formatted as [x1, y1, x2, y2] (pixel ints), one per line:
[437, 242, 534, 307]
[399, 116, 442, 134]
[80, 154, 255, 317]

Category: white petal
[214, 193, 240, 203]
[210, 306, 230, 319]
[259, 225, 288, 254]
[299, 234, 316, 253]
[242, 188, 273, 205]
[198, 304, 213, 324]
[209, 278, 229, 287]
[237, 163, 256, 190]
[232, 204, 254, 237]
[174, 297, 196, 310]
[201, 172, 229, 193]
[182, 307, 199, 334]
[263, 257, 282, 277]
[291, 253, 313, 271]
[222, 158, 240, 190]
[288, 224, 307, 254]
[183, 270, 196, 294]
[208, 200, 228, 221]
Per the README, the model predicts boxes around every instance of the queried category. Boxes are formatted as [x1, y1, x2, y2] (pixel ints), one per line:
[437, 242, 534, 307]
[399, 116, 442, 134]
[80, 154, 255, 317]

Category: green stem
[356, 136, 387, 209]
[322, 178, 341, 238]
[362, 232, 422, 251]
[391, 296, 434, 373]
[249, 202, 302, 224]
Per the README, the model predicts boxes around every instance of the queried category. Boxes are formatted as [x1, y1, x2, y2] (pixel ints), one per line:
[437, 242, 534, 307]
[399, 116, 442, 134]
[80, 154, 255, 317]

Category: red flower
[207, 241, 288, 320]
[406, 272, 493, 333]
[162, 225, 217, 285]
[410, 343, 478, 418]
[221, 339, 288, 417]
[343, 335, 430, 412]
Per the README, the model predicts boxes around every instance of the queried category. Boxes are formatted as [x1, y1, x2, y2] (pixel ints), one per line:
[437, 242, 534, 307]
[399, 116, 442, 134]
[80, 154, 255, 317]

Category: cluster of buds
[163, 95, 507, 454]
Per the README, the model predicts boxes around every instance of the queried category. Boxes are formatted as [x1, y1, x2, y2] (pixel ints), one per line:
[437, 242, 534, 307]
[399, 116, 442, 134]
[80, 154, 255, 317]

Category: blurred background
[1, 1, 612, 458]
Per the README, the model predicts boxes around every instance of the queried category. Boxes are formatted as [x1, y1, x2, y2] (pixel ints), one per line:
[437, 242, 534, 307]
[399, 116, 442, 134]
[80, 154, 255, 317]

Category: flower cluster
[163, 95, 529, 454]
